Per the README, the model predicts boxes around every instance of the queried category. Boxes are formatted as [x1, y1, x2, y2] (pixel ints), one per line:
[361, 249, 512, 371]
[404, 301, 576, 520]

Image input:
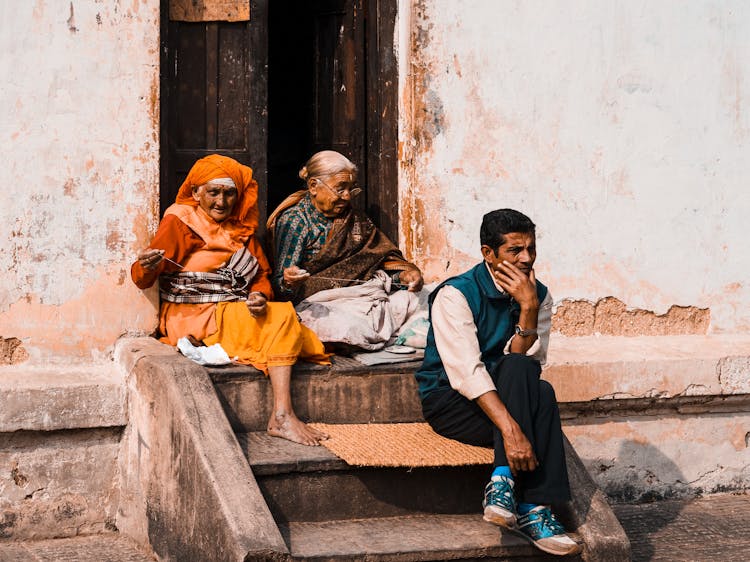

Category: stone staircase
[7, 334, 748, 560]
[209, 357, 628, 561]
[0, 364, 157, 560]
[238, 431, 542, 561]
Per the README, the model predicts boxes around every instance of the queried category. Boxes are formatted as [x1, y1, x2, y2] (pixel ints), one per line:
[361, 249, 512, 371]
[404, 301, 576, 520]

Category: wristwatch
[515, 325, 537, 337]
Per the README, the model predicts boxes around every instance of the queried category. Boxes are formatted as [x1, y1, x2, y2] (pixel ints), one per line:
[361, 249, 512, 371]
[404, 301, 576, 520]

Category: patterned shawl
[159, 246, 259, 303]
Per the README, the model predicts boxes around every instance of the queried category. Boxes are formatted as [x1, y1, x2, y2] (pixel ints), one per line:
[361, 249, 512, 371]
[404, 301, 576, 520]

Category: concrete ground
[613, 492, 750, 561]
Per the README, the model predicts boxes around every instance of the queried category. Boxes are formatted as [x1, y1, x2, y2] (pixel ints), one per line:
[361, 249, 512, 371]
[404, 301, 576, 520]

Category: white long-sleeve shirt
[430, 264, 553, 400]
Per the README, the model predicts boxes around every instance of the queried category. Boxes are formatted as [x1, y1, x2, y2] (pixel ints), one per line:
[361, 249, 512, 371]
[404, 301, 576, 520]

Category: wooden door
[309, 0, 366, 175]
[159, 1, 268, 223]
[266, 0, 366, 215]
[161, 0, 397, 240]
[266, 0, 398, 239]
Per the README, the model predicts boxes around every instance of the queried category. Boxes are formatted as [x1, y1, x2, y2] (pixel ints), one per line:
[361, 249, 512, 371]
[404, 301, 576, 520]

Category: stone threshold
[546, 334, 750, 402]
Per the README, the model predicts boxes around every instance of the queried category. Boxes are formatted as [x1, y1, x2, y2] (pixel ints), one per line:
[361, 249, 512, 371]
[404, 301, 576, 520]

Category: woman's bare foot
[267, 411, 328, 446]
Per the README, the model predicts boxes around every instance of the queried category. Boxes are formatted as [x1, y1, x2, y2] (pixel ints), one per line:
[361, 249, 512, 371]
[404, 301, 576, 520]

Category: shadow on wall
[597, 440, 695, 503]
[599, 441, 688, 562]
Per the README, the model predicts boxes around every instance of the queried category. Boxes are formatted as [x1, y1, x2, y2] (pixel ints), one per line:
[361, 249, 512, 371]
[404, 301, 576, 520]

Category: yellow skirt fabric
[203, 301, 330, 373]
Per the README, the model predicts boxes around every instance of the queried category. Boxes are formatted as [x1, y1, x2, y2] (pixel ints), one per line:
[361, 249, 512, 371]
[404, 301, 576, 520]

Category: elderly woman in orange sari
[131, 154, 329, 446]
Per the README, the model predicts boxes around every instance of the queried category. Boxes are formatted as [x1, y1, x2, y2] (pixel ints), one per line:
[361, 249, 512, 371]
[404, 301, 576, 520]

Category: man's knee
[499, 353, 542, 377]
[538, 379, 558, 407]
[491, 354, 542, 395]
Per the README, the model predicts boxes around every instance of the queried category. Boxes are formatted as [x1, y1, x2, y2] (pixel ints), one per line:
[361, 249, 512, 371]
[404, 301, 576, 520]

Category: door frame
[364, 0, 399, 242]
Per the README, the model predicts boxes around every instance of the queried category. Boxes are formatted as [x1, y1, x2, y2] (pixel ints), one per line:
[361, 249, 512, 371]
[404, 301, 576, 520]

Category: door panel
[160, 1, 268, 224]
[310, 0, 366, 189]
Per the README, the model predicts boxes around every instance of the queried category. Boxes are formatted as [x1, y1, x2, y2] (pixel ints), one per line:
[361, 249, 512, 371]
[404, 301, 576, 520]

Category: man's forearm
[475, 390, 519, 435]
[475, 389, 538, 473]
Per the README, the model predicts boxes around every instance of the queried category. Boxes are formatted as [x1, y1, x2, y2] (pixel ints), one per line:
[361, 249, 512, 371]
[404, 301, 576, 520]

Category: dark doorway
[160, 0, 398, 239]
[267, 0, 366, 214]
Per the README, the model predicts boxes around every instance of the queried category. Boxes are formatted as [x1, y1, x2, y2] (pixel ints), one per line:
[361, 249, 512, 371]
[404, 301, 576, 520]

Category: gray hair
[299, 150, 358, 184]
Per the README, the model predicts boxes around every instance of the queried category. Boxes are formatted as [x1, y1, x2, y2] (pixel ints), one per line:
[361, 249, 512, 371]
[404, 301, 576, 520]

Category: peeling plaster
[0, 1, 161, 359]
[0, 338, 29, 365]
[553, 297, 710, 336]
[396, 1, 750, 332]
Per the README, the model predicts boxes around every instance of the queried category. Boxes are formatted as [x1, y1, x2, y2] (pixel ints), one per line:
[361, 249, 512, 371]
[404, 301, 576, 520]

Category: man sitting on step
[415, 209, 581, 557]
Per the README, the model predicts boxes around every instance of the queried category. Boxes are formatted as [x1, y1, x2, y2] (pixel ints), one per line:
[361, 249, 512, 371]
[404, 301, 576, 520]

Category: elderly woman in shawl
[267, 150, 425, 351]
[131, 154, 329, 446]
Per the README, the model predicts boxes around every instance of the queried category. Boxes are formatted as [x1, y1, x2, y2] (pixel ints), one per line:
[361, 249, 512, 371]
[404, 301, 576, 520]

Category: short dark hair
[480, 209, 536, 250]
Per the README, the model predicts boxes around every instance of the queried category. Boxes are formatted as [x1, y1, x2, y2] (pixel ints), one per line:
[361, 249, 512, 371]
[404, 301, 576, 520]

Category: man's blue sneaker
[482, 476, 517, 529]
[515, 505, 581, 556]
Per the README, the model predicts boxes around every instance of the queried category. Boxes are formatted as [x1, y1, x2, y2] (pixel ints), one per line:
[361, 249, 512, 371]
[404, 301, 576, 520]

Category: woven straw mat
[309, 422, 493, 467]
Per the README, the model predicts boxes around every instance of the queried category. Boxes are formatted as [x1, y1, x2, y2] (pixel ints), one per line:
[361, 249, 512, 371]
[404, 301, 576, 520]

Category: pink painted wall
[397, 0, 750, 333]
[0, 1, 161, 361]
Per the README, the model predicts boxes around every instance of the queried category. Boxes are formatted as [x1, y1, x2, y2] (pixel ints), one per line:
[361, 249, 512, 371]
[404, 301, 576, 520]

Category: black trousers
[421, 353, 571, 504]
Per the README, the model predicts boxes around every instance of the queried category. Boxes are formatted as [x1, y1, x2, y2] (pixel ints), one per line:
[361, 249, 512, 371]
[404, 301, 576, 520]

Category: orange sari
[131, 155, 329, 372]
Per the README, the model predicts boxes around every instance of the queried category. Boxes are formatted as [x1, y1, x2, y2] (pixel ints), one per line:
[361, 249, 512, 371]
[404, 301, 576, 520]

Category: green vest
[415, 262, 548, 400]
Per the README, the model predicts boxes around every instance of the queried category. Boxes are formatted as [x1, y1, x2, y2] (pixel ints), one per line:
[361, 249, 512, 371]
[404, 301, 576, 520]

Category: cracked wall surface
[552, 297, 710, 336]
[398, 0, 750, 333]
[0, 428, 121, 540]
[0, 1, 161, 360]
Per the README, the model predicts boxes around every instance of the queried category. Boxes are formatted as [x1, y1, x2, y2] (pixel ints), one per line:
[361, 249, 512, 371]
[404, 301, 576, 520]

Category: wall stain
[401, 0, 448, 269]
[11, 463, 29, 488]
[553, 297, 710, 336]
[106, 229, 122, 252]
[409, 0, 444, 154]
[67, 2, 78, 33]
[63, 177, 79, 197]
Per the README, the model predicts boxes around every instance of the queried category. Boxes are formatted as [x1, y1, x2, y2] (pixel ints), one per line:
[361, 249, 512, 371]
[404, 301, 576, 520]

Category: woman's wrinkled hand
[246, 291, 268, 317]
[138, 248, 164, 270]
[283, 265, 310, 287]
[399, 268, 424, 292]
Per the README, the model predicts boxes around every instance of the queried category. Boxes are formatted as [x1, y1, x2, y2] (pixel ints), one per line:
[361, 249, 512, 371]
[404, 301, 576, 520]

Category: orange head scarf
[175, 154, 259, 236]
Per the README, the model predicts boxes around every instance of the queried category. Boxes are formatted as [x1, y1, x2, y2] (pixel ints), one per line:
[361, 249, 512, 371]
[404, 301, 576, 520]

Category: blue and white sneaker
[515, 505, 581, 556]
[482, 476, 517, 529]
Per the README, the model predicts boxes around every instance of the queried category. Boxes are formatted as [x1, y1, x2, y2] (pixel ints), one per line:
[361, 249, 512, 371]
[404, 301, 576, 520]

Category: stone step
[0, 365, 127, 542]
[211, 357, 424, 432]
[237, 426, 630, 560]
[0, 364, 126, 432]
[210, 335, 750, 432]
[0, 533, 156, 562]
[279, 514, 577, 561]
[115, 337, 635, 560]
[242, 431, 583, 559]
[239, 431, 492, 522]
[239, 428, 628, 560]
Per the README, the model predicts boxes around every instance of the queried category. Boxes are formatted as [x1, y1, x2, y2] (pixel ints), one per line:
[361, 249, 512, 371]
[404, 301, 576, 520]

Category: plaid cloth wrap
[159, 247, 260, 304]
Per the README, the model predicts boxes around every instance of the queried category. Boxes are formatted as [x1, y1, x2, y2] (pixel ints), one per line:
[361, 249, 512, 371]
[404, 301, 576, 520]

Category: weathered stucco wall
[399, 0, 750, 333]
[0, 1, 161, 361]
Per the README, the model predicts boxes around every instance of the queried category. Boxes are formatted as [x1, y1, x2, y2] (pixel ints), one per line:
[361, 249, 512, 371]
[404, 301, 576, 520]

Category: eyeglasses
[315, 178, 362, 199]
